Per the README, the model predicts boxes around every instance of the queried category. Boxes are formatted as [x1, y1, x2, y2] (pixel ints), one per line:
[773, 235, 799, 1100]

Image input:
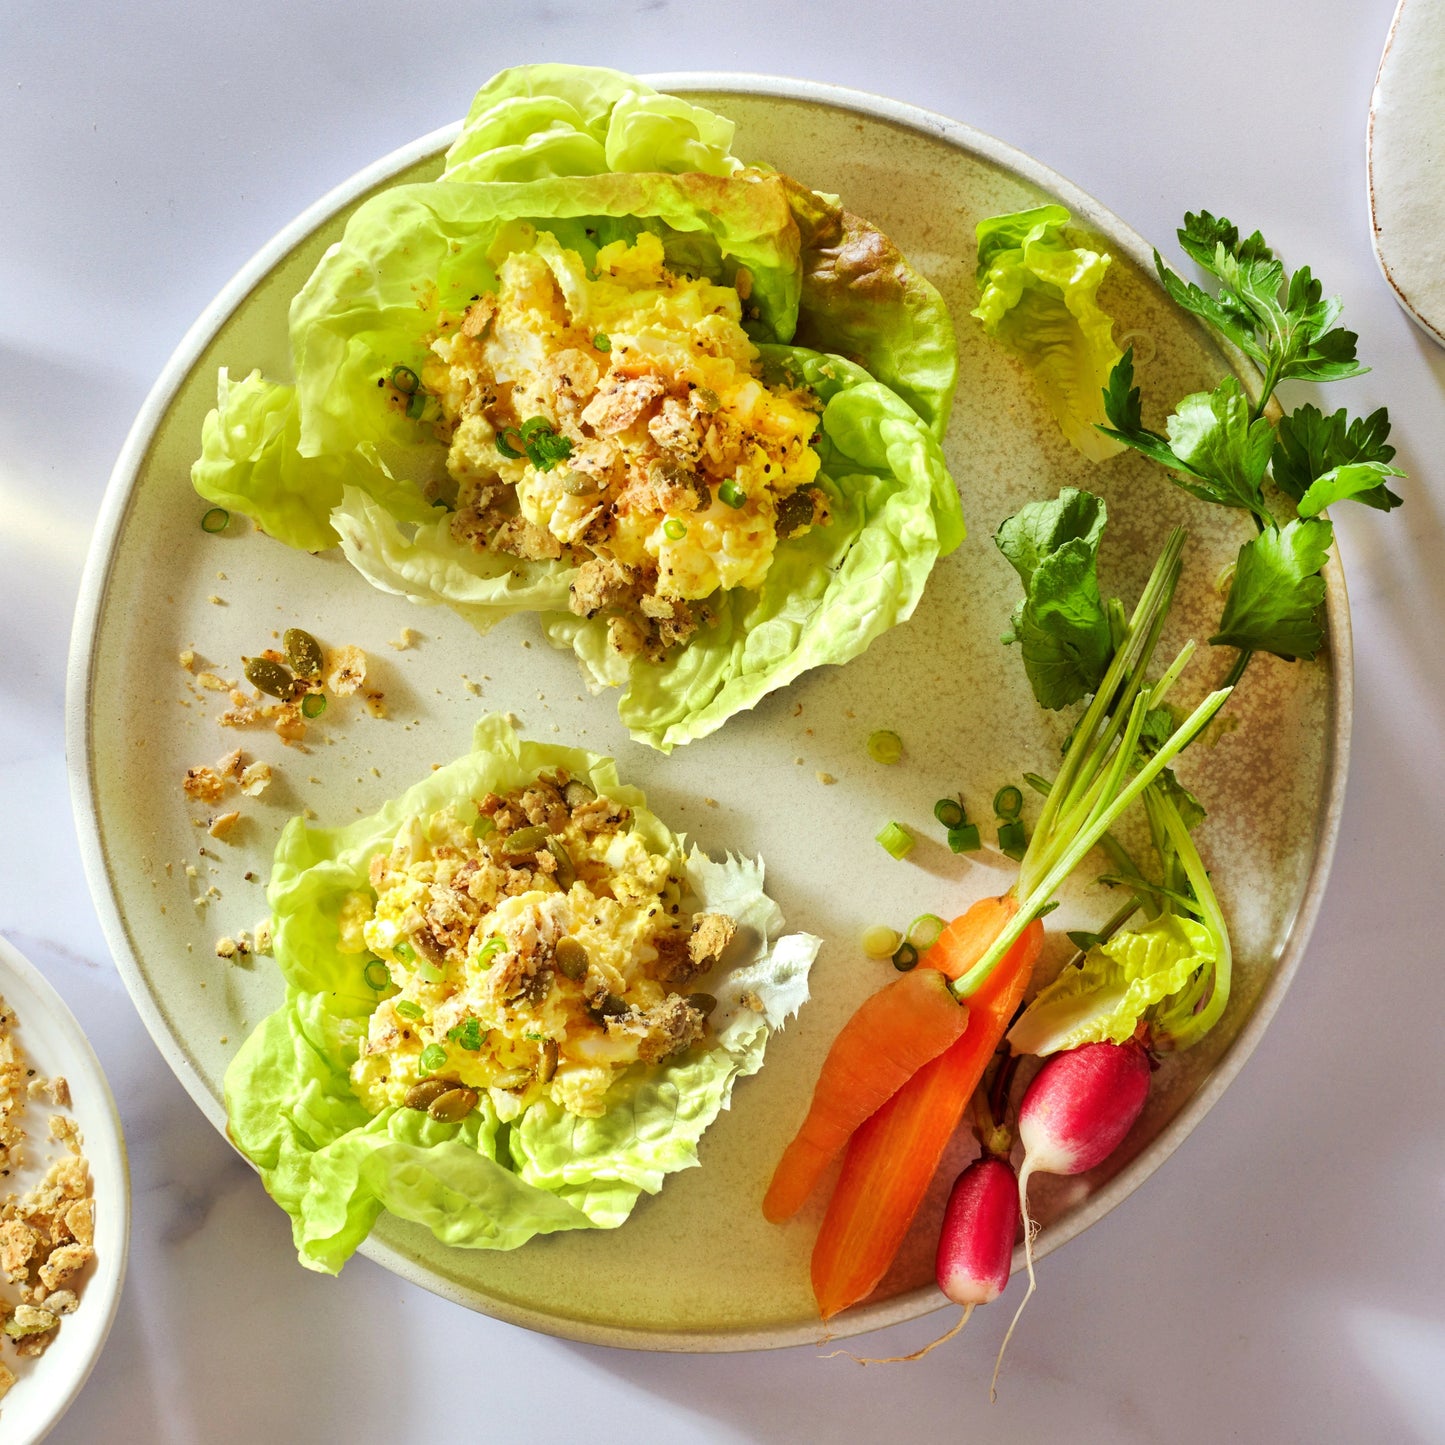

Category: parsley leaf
[1099, 348, 1187, 470]
[1162, 379, 1275, 519]
[996, 489, 1114, 709]
[1211, 517, 1334, 659]
[1272, 404, 1404, 514]
[1156, 211, 1366, 400]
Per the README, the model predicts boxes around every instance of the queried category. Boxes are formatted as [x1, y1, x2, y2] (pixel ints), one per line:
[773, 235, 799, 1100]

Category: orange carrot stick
[811, 913, 1044, 1319]
[762, 967, 970, 1224]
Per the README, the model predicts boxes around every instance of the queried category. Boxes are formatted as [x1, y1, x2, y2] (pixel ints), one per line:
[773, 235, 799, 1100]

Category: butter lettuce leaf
[973, 204, 1124, 463]
[548, 348, 963, 750]
[224, 716, 818, 1273]
[1006, 913, 1217, 1057]
[191, 369, 434, 552]
[442, 65, 745, 184]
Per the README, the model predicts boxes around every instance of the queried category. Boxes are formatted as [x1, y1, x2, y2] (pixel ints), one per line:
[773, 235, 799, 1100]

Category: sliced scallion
[947, 822, 982, 853]
[414, 959, 445, 985]
[200, 507, 230, 534]
[865, 729, 903, 765]
[718, 479, 746, 509]
[470, 813, 495, 839]
[993, 785, 1024, 821]
[418, 1043, 448, 1075]
[389, 364, 420, 395]
[875, 821, 914, 860]
[395, 1000, 424, 1020]
[997, 818, 1027, 860]
[933, 797, 965, 829]
[891, 941, 920, 972]
[861, 925, 901, 959]
[405, 389, 427, 420]
[592, 332, 611, 352]
[906, 913, 946, 951]
[362, 960, 391, 991]
[301, 692, 326, 719]
[495, 429, 525, 459]
[475, 935, 506, 966]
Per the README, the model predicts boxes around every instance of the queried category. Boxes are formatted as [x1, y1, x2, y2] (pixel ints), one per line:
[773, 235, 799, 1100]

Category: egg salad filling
[412, 229, 828, 662]
[345, 768, 736, 1123]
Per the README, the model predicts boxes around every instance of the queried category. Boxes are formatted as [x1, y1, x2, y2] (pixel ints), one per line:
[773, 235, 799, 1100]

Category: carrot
[762, 967, 970, 1224]
[810, 913, 1044, 1319]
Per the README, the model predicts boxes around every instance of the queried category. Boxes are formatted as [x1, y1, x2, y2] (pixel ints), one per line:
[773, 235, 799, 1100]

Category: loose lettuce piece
[1006, 913, 1218, 1057]
[191, 369, 434, 552]
[442, 65, 744, 183]
[224, 715, 819, 1273]
[973, 204, 1125, 463]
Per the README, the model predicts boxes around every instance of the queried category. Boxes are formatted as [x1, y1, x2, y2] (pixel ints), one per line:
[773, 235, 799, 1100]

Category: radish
[992, 1038, 1152, 1395]
[936, 1155, 1020, 1309]
[824, 1152, 1021, 1367]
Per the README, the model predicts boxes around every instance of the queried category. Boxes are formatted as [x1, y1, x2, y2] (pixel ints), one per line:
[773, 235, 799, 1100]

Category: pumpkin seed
[501, 824, 549, 855]
[555, 937, 588, 980]
[403, 1077, 455, 1111]
[563, 779, 596, 809]
[283, 627, 324, 678]
[243, 656, 295, 699]
[537, 1038, 559, 1083]
[491, 1068, 532, 1090]
[546, 836, 576, 889]
[686, 992, 718, 1017]
[426, 1086, 479, 1123]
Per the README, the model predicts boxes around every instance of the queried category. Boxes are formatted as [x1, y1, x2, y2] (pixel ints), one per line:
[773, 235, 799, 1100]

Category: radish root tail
[821, 1306, 974, 1365]
[991, 1160, 1039, 1402]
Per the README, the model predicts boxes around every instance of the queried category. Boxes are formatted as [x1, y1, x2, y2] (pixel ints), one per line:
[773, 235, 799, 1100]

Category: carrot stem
[810, 913, 1045, 1320]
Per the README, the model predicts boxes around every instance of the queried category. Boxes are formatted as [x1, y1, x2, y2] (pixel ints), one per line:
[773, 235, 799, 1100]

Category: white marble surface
[5, 1, 1445, 1439]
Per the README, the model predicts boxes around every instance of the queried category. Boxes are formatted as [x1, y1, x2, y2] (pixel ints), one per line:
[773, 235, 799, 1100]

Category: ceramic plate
[67, 76, 1348, 1350]
[0, 936, 128, 1441]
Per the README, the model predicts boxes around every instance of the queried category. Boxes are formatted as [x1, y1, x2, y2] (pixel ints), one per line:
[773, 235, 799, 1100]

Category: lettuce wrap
[225, 715, 819, 1273]
[194, 65, 962, 751]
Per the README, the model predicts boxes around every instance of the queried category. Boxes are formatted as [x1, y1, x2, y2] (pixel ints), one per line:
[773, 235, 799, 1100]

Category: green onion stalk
[950, 528, 1232, 1001]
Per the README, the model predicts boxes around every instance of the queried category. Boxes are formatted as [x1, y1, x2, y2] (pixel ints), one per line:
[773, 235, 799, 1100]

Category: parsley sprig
[1098, 210, 1405, 672]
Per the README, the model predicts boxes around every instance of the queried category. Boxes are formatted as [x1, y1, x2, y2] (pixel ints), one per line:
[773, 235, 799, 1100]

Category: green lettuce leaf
[1006, 913, 1217, 1056]
[223, 716, 819, 1273]
[191, 369, 435, 552]
[995, 487, 1112, 710]
[289, 172, 804, 463]
[548, 348, 962, 750]
[972, 204, 1125, 463]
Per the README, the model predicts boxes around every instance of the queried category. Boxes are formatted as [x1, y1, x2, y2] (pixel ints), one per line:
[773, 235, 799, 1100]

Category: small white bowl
[0, 936, 128, 1444]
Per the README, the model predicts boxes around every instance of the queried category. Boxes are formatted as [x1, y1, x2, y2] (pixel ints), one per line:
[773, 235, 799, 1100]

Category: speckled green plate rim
[65, 73, 1352, 1353]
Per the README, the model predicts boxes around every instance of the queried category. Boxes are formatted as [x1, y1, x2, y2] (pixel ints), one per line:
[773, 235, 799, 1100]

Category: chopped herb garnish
[200, 507, 230, 534]
[718, 479, 746, 509]
[876, 821, 915, 860]
[395, 1000, 424, 1020]
[362, 960, 391, 991]
[418, 1043, 448, 1075]
[447, 1017, 486, 1051]
[301, 692, 326, 719]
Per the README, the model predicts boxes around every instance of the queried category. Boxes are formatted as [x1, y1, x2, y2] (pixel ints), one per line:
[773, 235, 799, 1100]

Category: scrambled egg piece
[348, 771, 736, 1123]
[414, 229, 827, 662]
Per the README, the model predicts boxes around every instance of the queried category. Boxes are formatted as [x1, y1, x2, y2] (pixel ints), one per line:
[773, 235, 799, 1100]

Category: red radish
[992, 1039, 1152, 1396]
[936, 1155, 1020, 1308]
[825, 1153, 1021, 1367]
